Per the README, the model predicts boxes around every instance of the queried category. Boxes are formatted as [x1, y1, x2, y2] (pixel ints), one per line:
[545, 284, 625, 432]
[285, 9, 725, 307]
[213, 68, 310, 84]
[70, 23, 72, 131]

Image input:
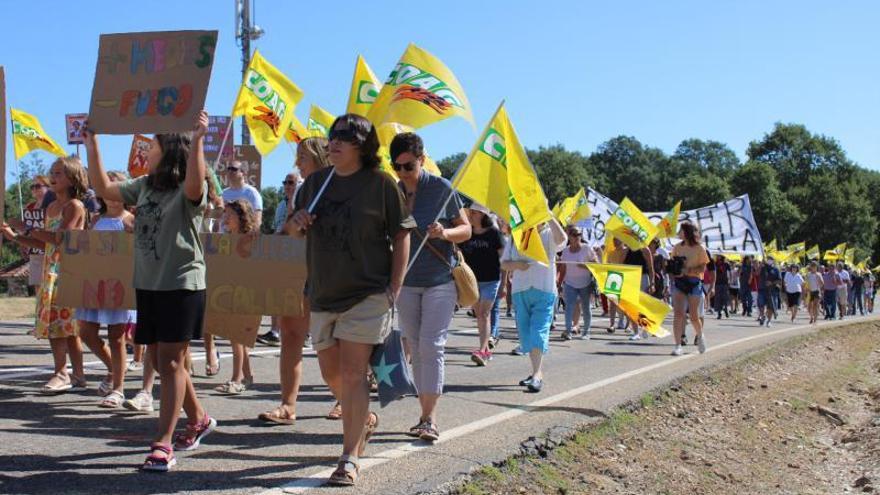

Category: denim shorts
[671, 277, 703, 297]
[478, 280, 501, 302]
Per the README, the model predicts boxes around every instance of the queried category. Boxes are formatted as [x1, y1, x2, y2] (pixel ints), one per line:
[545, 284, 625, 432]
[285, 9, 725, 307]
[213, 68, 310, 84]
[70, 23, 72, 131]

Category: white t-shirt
[806, 272, 823, 291]
[837, 270, 850, 288]
[783, 272, 804, 293]
[502, 225, 566, 295]
[222, 184, 263, 211]
[560, 246, 597, 289]
[729, 267, 740, 288]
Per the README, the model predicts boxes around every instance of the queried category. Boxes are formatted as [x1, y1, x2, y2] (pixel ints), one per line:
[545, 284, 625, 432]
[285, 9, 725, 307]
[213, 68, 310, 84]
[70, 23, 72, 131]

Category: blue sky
[3, 1, 878, 191]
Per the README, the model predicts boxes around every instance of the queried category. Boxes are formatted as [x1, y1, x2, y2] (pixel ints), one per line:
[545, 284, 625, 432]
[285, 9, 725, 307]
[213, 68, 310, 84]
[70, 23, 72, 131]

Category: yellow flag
[284, 114, 310, 144]
[618, 291, 671, 338]
[806, 244, 820, 260]
[555, 188, 590, 226]
[555, 196, 578, 226]
[306, 104, 336, 137]
[10, 109, 66, 160]
[605, 197, 659, 251]
[787, 242, 806, 255]
[453, 103, 550, 263]
[824, 242, 846, 261]
[376, 123, 442, 177]
[367, 43, 474, 129]
[726, 253, 743, 262]
[346, 55, 382, 117]
[844, 248, 855, 265]
[551, 201, 563, 222]
[764, 239, 778, 254]
[571, 188, 591, 224]
[774, 250, 792, 263]
[232, 50, 304, 155]
[872, 264, 880, 273]
[657, 201, 682, 239]
[586, 263, 642, 305]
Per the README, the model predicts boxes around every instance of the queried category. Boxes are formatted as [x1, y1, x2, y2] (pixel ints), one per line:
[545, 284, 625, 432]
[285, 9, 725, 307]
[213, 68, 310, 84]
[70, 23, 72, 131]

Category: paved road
[0, 306, 876, 495]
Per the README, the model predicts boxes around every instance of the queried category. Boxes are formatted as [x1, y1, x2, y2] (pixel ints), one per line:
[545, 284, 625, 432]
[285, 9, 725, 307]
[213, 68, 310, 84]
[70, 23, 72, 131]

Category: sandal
[41, 373, 72, 394]
[70, 376, 88, 392]
[215, 381, 246, 395]
[98, 375, 114, 397]
[99, 390, 125, 408]
[205, 356, 220, 377]
[326, 459, 358, 486]
[406, 419, 430, 438]
[358, 412, 379, 456]
[420, 422, 440, 442]
[142, 442, 176, 472]
[326, 401, 342, 420]
[258, 406, 296, 425]
[174, 414, 217, 451]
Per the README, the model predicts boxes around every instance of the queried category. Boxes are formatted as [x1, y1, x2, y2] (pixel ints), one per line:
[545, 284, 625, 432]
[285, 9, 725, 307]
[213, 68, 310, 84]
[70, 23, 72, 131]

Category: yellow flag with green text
[232, 50, 304, 156]
[10, 109, 66, 160]
[307, 105, 336, 137]
[367, 43, 474, 129]
[586, 263, 642, 305]
[824, 242, 846, 261]
[656, 201, 681, 239]
[453, 103, 550, 263]
[571, 188, 591, 224]
[806, 244, 820, 260]
[618, 291, 671, 338]
[347, 55, 382, 117]
[605, 197, 659, 251]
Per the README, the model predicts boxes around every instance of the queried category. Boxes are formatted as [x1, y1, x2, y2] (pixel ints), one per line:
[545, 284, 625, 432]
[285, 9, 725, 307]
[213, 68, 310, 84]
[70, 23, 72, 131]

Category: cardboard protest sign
[205, 115, 234, 162]
[88, 30, 218, 134]
[65, 113, 88, 145]
[56, 231, 307, 347]
[23, 203, 45, 255]
[216, 144, 262, 190]
[0, 66, 6, 235]
[127, 134, 153, 178]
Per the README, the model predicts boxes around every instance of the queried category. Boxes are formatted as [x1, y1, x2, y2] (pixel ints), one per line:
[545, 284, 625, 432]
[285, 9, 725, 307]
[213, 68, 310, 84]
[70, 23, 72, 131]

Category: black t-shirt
[852, 274, 865, 290]
[716, 261, 731, 284]
[459, 228, 504, 282]
[624, 249, 650, 272]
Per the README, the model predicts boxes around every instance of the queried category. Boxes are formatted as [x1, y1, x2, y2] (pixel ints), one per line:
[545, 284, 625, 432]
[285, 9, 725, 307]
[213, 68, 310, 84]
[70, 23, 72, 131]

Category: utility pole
[235, 0, 264, 146]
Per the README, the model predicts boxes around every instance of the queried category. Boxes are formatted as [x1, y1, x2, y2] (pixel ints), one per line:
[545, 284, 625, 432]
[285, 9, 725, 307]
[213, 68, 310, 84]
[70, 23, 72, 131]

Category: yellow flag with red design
[232, 50, 304, 155]
[657, 201, 681, 239]
[618, 291, 671, 338]
[284, 114, 309, 144]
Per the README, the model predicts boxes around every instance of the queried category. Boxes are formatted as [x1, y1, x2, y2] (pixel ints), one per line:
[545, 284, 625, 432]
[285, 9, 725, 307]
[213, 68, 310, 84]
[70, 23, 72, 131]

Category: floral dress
[34, 214, 78, 339]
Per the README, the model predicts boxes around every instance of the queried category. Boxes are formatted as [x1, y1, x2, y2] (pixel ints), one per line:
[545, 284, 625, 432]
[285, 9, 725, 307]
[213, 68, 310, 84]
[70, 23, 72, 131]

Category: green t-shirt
[296, 167, 416, 313]
[118, 176, 207, 291]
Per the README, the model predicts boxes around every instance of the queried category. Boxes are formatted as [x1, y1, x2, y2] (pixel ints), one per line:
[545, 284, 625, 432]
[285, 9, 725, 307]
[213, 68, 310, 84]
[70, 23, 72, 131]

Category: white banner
[583, 188, 765, 255]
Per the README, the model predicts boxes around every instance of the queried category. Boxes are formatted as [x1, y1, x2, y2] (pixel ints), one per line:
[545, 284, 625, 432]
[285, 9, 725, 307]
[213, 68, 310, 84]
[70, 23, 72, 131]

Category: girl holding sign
[83, 110, 215, 472]
[1, 157, 89, 393]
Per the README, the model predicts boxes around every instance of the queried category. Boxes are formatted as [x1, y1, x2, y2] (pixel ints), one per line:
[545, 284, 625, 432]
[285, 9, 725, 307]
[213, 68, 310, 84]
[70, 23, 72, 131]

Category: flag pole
[15, 157, 24, 220]
[210, 118, 234, 179]
[404, 100, 506, 275]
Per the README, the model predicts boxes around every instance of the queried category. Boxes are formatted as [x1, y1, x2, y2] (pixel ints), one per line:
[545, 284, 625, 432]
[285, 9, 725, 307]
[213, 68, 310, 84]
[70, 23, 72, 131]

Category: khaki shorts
[309, 293, 392, 352]
[837, 287, 848, 305]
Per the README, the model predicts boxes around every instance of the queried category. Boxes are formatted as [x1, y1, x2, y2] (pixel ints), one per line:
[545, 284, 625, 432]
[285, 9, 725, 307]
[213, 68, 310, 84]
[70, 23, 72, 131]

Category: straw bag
[414, 230, 479, 307]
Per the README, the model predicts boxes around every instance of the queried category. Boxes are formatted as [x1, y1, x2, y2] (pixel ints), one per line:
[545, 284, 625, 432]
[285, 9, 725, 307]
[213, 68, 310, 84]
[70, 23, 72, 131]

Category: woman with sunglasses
[289, 114, 415, 486]
[390, 132, 471, 444]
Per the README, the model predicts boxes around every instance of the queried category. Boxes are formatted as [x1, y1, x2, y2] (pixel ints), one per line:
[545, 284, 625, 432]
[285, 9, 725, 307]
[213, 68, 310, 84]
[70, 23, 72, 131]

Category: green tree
[746, 123, 851, 190]
[670, 171, 732, 209]
[436, 152, 466, 179]
[673, 139, 740, 180]
[260, 187, 281, 234]
[730, 161, 803, 244]
[527, 145, 591, 208]
[587, 136, 667, 210]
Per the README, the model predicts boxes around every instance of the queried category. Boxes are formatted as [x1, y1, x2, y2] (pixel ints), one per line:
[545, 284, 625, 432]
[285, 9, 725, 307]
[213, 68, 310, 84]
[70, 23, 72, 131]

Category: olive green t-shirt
[118, 176, 207, 291]
[296, 167, 416, 313]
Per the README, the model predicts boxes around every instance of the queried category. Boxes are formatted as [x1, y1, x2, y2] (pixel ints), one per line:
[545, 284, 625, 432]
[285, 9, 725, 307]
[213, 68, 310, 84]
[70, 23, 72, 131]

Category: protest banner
[23, 202, 45, 256]
[127, 134, 153, 178]
[56, 232, 307, 346]
[205, 115, 234, 162]
[0, 66, 6, 235]
[65, 113, 88, 145]
[216, 145, 262, 189]
[88, 30, 218, 134]
[584, 188, 765, 255]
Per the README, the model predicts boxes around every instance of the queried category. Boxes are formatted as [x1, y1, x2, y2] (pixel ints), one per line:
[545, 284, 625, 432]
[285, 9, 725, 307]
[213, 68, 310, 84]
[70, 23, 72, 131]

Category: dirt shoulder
[0, 296, 35, 320]
[449, 321, 880, 495]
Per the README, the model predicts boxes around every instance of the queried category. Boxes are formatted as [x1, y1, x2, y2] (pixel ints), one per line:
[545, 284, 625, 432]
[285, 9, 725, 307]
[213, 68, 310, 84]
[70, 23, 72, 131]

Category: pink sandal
[174, 415, 217, 451]
[142, 442, 176, 472]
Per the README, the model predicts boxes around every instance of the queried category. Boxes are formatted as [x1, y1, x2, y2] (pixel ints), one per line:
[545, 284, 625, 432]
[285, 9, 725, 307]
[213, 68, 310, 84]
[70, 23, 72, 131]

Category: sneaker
[303, 335, 313, 349]
[766, 320, 772, 327]
[123, 391, 154, 412]
[518, 376, 534, 386]
[681, 334, 688, 345]
[561, 331, 572, 341]
[577, 331, 590, 341]
[127, 361, 144, 372]
[470, 350, 488, 367]
[696, 335, 707, 354]
[527, 378, 544, 393]
[256, 331, 281, 347]
[628, 333, 643, 341]
[672, 345, 684, 356]
[757, 316, 765, 326]
[488, 337, 499, 350]
[510, 345, 524, 356]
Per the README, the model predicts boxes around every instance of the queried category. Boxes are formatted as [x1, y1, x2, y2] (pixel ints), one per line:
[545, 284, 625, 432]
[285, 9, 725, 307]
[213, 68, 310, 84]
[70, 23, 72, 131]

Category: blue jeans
[562, 283, 592, 333]
[823, 290, 837, 318]
[740, 286, 753, 314]
[512, 288, 556, 354]
[490, 292, 501, 338]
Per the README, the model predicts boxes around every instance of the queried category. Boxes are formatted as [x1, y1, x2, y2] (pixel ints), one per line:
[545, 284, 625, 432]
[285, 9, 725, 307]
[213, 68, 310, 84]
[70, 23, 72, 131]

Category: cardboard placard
[56, 231, 307, 346]
[0, 66, 6, 234]
[216, 145, 262, 190]
[65, 113, 88, 145]
[127, 134, 153, 178]
[205, 115, 234, 162]
[88, 30, 218, 134]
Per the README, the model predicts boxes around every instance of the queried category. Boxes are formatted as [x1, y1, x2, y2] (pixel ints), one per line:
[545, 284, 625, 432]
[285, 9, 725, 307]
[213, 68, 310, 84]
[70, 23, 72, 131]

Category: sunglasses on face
[226, 167, 241, 173]
[328, 127, 359, 144]
[30, 184, 48, 190]
[282, 180, 296, 186]
[392, 161, 417, 172]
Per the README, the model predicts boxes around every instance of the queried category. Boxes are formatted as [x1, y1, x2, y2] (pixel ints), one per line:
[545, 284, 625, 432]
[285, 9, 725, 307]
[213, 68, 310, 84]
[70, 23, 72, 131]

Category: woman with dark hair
[669, 222, 710, 356]
[391, 131, 471, 443]
[558, 226, 598, 339]
[83, 111, 216, 471]
[289, 113, 415, 486]
[458, 203, 503, 365]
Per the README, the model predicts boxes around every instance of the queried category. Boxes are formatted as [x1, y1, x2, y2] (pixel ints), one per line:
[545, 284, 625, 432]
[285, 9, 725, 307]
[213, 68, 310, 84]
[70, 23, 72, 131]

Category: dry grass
[0, 297, 36, 320]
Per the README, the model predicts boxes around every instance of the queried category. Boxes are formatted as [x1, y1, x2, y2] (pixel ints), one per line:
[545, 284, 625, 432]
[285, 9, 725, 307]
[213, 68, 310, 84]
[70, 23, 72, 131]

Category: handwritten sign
[88, 30, 218, 134]
[127, 134, 153, 178]
[65, 113, 88, 145]
[205, 115, 234, 162]
[23, 204, 45, 255]
[56, 231, 307, 346]
[216, 145, 262, 190]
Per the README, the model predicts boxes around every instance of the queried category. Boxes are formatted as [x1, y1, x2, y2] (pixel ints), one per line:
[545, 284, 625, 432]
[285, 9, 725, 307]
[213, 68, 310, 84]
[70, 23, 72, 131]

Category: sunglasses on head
[328, 127, 359, 144]
[392, 161, 417, 172]
[282, 180, 296, 186]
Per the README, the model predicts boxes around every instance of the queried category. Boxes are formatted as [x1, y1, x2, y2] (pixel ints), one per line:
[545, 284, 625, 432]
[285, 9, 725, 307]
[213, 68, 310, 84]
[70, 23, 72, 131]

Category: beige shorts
[309, 293, 392, 352]
[837, 287, 848, 305]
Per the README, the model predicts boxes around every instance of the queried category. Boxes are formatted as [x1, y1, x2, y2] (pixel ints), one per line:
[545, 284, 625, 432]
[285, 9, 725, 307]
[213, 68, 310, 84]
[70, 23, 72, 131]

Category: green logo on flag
[356, 81, 379, 104]
[604, 271, 624, 299]
[479, 128, 506, 165]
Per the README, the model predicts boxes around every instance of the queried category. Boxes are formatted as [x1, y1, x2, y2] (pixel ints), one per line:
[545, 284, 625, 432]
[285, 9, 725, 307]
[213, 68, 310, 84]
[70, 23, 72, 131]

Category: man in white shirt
[836, 262, 850, 320]
[222, 161, 263, 228]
